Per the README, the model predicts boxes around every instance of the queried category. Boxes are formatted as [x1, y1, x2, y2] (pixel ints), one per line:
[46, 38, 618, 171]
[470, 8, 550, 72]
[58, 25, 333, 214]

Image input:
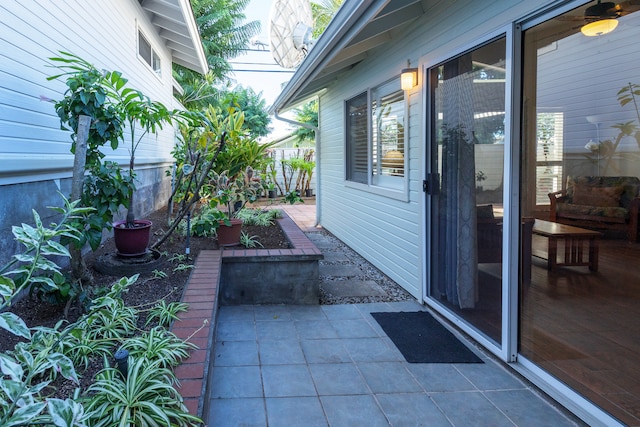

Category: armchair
[548, 176, 640, 242]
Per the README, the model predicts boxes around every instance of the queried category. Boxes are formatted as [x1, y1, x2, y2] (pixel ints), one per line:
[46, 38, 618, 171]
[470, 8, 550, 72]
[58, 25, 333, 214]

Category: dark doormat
[371, 311, 483, 364]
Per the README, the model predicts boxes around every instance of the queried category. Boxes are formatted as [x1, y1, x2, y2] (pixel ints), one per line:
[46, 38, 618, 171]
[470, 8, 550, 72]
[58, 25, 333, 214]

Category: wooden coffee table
[532, 220, 602, 272]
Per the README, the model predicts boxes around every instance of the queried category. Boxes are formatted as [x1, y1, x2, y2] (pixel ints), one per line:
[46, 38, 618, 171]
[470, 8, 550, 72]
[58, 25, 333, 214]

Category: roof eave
[140, 0, 208, 75]
[269, 0, 425, 114]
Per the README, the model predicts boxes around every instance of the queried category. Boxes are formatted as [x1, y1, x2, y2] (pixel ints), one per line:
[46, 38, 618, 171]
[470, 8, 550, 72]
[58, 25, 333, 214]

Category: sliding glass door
[520, 4, 640, 424]
[428, 37, 507, 345]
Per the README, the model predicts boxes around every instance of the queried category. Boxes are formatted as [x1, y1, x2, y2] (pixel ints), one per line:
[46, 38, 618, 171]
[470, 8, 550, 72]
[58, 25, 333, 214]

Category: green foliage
[235, 208, 281, 226]
[0, 196, 89, 426]
[49, 51, 178, 229]
[146, 301, 189, 328]
[210, 168, 262, 220]
[152, 269, 168, 279]
[174, 264, 195, 273]
[240, 231, 263, 248]
[282, 190, 304, 205]
[311, 0, 344, 38]
[83, 357, 201, 426]
[175, 0, 259, 83]
[84, 296, 138, 342]
[221, 86, 271, 137]
[1, 200, 199, 425]
[293, 100, 318, 145]
[48, 51, 123, 169]
[121, 327, 196, 368]
[617, 82, 640, 147]
[190, 206, 225, 237]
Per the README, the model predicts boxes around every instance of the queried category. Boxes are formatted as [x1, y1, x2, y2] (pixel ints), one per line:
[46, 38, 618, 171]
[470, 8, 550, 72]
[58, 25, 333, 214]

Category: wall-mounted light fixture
[401, 61, 418, 91]
[581, 0, 619, 36]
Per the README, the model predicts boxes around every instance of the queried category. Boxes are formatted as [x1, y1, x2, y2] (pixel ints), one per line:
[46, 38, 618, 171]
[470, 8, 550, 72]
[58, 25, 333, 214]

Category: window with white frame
[138, 30, 161, 75]
[345, 78, 406, 189]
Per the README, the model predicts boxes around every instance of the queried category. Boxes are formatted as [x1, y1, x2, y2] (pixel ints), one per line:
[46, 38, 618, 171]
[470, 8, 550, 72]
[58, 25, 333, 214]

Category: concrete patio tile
[322, 279, 386, 297]
[287, 305, 328, 321]
[215, 321, 256, 342]
[330, 318, 378, 338]
[341, 337, 404, 362]
[262, 364, 317, 397]
[321, 303, 365, 320]
[209, 366, 263, 399]
[320, 251, 350, 262]
[294, 319, 338, 339]
[407, 363, 476, 392]
[258, 339, 306, 365]
[358, 362, 423, 393]
[319, 264, 364, 277]
[376, 393, 452, 427]
[255, 320, 298, 341]
[207, 398, 265, 427]
[309, 363, 370, 395]
[485, 389, 578, 427]
[213, 340, 259, 366]
[217, 305, 254, 322]
[253, 304, 293, 321]
[320, 395, 389, 427]
[430, 390, 515, 426]
[265, 397, 327, 427]
[455, 362, 527, 390]
[300, 338, 352, 363]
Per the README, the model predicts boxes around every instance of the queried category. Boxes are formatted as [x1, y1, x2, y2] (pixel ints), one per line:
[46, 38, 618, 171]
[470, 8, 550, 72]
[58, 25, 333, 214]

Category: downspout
[273, 104, 321, 228]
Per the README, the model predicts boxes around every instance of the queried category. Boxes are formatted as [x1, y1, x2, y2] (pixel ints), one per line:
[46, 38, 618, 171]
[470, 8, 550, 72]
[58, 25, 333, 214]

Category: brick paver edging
[170, 250, 221, 417]
[170, 211, 320, 419]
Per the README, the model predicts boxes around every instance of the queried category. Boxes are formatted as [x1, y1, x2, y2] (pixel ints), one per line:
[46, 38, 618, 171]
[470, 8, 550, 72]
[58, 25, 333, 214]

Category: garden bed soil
[0, 206, 291, 399]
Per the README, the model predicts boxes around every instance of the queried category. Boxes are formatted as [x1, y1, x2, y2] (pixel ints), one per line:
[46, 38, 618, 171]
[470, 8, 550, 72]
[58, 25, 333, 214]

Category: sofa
[548, 176, 640, 242]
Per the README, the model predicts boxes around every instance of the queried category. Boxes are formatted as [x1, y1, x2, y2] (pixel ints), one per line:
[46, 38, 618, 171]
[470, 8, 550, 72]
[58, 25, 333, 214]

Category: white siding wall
[316, 0, 557, 300]
[0, 0, 178, 186]
[0, 0, 181, 265]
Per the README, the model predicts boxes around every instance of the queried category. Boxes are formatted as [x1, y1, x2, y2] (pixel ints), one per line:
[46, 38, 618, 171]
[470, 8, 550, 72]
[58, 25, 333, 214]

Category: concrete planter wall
[219, 211, 323, 305]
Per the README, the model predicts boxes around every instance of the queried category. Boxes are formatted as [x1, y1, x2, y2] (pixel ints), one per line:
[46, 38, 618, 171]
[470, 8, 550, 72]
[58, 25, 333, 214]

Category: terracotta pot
[113, 219, 152, 257]
[217, 218, 243, 246]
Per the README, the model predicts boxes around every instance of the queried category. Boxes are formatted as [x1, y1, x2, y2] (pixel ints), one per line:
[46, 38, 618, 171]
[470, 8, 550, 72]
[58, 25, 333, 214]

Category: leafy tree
[311, 0, 344, 38]
[292, 100, 318, 145]
[175, 0, 260, 85]
[221, 85, 271, 138]
[175, 70, 223, 112]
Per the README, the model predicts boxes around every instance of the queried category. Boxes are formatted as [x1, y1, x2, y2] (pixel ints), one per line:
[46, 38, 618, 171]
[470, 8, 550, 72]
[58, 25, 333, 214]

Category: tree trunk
[69, 115, 93, 284]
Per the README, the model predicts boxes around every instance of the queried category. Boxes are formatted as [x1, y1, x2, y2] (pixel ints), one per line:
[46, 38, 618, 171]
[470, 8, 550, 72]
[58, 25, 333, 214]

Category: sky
[230, 0, 298, 138]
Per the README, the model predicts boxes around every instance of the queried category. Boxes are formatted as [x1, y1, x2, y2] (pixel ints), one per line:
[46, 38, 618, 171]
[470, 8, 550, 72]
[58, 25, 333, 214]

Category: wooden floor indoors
[442, 234, 640, 425]
[521, 235, 640, 426]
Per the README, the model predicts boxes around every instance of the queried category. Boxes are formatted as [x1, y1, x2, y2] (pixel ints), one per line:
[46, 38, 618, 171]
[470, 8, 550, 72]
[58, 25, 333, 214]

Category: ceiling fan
[558, 0, 640, 19]
[555, 0, 640, 36]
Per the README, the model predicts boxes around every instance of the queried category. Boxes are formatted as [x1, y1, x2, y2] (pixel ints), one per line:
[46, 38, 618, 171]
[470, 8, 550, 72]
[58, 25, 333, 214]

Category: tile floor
[205, 301, 581, 427]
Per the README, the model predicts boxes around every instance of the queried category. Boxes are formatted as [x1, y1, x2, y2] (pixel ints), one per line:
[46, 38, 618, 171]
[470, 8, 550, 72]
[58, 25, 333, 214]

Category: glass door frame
[422, 23, 518, 363]
[509, 1, 627, 425]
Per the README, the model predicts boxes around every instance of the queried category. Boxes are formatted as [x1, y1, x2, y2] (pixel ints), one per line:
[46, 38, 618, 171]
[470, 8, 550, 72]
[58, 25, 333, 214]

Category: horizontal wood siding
[0, 0, 183, 265]
[315, 0, 555, 300]
[0, 0, 177, 185]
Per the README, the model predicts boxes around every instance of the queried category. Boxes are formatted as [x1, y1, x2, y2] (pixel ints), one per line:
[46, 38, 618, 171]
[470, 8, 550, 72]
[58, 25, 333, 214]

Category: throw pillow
[572, 185, 623, 207]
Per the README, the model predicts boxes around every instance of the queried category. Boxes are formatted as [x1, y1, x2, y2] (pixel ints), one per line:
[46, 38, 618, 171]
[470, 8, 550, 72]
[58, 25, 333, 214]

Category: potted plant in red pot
[210, 167, 261, 246]
[106, 74, 175, 256]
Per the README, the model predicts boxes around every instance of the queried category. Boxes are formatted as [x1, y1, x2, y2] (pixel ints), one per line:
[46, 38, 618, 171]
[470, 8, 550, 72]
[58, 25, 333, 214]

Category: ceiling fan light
[581, 18, 618, 36]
